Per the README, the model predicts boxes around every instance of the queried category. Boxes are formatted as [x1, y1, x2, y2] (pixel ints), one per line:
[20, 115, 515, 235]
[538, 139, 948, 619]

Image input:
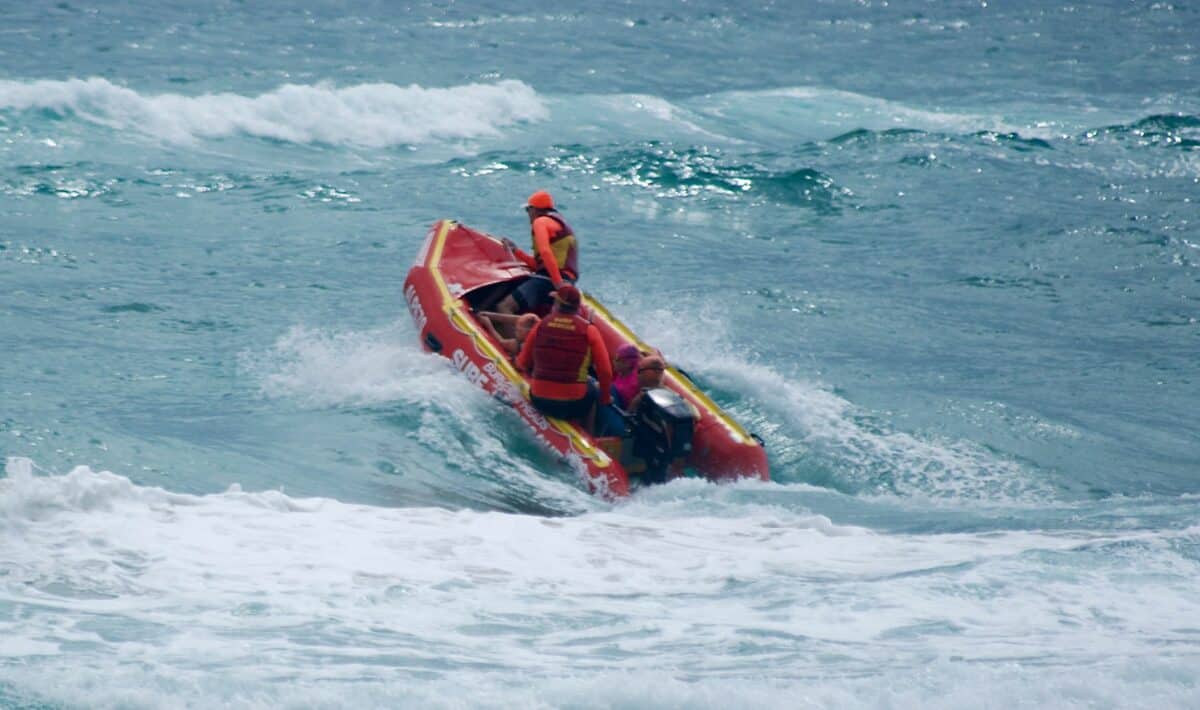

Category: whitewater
[3, 2, 1199, 708]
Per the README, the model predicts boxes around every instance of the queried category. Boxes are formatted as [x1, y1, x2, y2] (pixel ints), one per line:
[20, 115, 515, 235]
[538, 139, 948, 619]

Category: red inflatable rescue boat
[403, 219, 768, 497]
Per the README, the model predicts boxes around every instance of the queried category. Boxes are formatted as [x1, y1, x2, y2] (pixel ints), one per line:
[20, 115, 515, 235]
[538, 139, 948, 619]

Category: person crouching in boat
[495, 190, 578, 330]
[515, 284, 612, 433]
[476, 312, 539, 357]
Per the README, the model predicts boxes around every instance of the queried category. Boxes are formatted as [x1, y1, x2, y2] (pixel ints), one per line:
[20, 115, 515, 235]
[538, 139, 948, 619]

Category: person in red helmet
[515, 284, 612, 432]
[495, 190, 579, 322]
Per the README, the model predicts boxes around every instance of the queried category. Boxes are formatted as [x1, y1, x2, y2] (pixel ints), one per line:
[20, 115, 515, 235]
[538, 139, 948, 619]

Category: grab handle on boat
[424, 332, 443, 353]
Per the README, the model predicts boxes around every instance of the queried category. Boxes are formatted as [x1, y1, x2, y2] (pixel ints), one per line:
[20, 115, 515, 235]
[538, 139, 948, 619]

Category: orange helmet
[525, 190, 555, 211]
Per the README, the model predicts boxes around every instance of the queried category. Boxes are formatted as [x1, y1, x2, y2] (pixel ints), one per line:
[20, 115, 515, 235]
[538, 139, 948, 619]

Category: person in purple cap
[611, 343, 642, 409]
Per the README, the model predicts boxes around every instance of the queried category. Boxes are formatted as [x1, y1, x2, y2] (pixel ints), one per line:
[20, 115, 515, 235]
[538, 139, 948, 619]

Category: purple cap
[616, 344, 640, 361]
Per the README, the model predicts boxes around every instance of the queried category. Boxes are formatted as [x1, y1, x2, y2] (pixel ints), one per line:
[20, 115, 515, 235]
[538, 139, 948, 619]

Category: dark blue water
[2, 2, 1198, 707]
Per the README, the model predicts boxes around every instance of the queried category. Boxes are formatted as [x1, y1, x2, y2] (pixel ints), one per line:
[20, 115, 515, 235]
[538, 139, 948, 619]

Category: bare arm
[478, 315, 519, 356]
[515, 321, 541, 374]
[532, 218, 563, 287]
[587, 326, 613, 406]
[476, 311, 524, 326]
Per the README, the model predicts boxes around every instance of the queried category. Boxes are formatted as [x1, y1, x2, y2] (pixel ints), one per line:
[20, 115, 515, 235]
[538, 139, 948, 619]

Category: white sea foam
[599, 295, 1050, 503]
[239, 322, 594, 506]
[243, 295, 1043, 506]
[0, 77, 1119, 155]
[0, 77, 548, 146]
[2, 457, 1198, 708]
[3, 662, 1198, 710]
[745, 85, 1038, 136]
[556, 86, 1072, 147]
[241, 320, 465, 408]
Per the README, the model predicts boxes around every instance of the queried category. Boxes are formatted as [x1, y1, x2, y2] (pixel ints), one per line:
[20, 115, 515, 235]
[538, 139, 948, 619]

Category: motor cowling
[628, 388, 695, 485]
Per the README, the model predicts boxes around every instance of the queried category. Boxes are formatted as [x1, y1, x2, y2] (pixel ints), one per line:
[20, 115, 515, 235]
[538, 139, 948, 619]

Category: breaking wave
[0, 77, 549, 146]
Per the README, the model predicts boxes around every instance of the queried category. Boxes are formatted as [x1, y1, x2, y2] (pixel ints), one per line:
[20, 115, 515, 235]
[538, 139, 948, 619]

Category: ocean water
[2, 1, 1198, 707]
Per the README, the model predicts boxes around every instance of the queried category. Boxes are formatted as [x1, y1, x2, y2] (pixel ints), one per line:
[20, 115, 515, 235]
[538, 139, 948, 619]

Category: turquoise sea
[2, 1, 1199, 707]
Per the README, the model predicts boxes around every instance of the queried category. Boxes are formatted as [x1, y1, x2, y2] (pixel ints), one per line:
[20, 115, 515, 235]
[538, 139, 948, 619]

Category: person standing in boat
[495, 190, 578, 323]
[515, 284, 612, 433]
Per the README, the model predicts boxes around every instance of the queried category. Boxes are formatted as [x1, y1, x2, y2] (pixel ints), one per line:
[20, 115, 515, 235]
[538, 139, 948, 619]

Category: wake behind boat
[403, 219, 768, 497]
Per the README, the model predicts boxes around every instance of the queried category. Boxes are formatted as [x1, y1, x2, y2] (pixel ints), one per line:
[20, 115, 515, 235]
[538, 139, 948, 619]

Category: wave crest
[0, 77, 548, 146]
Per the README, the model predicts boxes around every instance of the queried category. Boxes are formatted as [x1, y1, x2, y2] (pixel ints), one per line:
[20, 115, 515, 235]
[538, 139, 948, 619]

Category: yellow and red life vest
[531, 313, 592, 385]
[533, 214, 578, 282]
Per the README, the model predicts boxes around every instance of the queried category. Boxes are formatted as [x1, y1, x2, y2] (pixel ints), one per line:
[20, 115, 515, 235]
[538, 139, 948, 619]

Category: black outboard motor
[625, 388, 695, 485]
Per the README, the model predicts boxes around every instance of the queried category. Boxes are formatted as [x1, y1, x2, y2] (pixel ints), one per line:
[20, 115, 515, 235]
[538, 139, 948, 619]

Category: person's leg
[581, 382, 600, 435]
[531, 388, 597, 431]
[496, 294, 518, 315]
[478, 313, 497, 335]
[596, 403, 627, 437]
[516, 276, 554, 312]
[496, 286, 534, 337]
[530, 395, 577, 421]
[496, 277, 550, 337]
[493, 296, 519, 338]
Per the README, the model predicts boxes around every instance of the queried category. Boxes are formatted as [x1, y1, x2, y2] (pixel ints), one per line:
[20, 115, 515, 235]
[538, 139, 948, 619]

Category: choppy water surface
[2, 2, 1198, 708]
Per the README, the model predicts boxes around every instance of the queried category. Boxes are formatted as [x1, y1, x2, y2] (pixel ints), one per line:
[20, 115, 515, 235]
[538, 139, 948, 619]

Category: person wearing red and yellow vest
[496, 190, 579, 319]
[515, 284, 612, 432]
